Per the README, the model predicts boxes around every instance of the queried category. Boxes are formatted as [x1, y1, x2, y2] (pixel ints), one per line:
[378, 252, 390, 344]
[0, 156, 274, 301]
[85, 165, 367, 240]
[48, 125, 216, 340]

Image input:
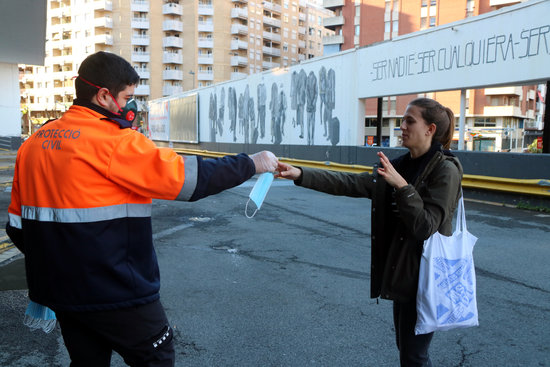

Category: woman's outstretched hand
[276, 161, 302, 180]
[376, 151, 408, 189]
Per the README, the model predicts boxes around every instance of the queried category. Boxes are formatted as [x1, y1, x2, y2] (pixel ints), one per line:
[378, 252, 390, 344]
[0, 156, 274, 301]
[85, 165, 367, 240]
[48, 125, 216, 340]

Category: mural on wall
[200, 64, 341, 146]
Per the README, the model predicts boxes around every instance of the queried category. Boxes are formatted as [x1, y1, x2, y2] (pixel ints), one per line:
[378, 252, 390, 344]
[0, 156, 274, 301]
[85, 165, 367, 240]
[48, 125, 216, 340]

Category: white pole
[459, 89, 466, 150]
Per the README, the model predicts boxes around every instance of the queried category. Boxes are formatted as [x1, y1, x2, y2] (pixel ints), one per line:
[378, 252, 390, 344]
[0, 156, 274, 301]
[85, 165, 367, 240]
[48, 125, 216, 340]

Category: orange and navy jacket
[6, 100, 255, 312]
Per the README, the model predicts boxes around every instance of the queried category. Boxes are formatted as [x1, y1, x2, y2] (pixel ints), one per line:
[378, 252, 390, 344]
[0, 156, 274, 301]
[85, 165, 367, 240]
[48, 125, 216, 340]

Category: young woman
[277, 98, 463, 366]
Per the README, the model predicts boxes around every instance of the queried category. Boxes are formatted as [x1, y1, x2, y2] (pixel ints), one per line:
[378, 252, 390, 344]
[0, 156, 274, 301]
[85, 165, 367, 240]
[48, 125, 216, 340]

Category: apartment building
[19, 0, 333, 131]
[322, 0, 541, 152]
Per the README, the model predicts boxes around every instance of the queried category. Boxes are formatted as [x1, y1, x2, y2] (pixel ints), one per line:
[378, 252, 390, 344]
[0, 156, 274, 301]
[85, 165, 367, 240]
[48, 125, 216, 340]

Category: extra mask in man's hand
[245, 172, 274, 218]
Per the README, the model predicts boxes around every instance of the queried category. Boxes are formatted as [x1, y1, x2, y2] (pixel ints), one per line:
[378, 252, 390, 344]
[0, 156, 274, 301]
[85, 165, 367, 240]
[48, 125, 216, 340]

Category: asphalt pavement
[0, 163, 549, 366]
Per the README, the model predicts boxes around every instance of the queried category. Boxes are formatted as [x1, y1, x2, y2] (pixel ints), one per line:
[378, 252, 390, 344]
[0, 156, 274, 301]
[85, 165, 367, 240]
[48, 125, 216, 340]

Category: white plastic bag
[415, 195, 479, 335]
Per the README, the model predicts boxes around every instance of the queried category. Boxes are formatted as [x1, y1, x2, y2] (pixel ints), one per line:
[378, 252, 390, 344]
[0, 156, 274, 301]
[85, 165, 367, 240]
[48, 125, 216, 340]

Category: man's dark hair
[75, 51, 140, 101]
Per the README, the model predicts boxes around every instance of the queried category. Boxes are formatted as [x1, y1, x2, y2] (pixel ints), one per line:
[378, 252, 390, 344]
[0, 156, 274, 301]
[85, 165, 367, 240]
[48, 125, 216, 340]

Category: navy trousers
[55, 299, 175, 367]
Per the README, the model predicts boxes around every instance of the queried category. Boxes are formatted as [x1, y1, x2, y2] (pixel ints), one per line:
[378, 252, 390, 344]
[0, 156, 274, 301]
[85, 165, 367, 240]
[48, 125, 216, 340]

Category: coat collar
[72, 99, 132, 129]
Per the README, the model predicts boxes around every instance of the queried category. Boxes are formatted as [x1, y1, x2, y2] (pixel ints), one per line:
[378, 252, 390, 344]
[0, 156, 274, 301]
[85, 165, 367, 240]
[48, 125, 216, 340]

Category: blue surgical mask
[245, 172, 275, 218]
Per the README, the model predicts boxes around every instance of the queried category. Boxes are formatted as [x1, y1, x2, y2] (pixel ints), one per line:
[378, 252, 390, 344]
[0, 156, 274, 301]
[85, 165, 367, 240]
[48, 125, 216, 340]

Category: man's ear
[95, 88, 111, 107]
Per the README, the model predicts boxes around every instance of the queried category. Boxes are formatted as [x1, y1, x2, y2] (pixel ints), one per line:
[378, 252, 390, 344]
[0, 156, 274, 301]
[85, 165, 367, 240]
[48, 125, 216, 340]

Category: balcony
[483, 105, 522, 117]
[163, 20, 183, 32]
[134, 84, 150, 96]
[134, 67, 150, 79]
[230, 39, 248, 50]
[323, 34, 344, 45]
[163, 85, 183, 96]
[263, 16, 281, 28]
[198, 4, 214, 16]
[94, 34, 113, 45]
[197, 70, 214, 81]
[323, 0, 345, 8]
[263, 31, 281, 43]
[198, 21, 214, 32]
[323, 15, 344, 30]
[262, 60, 280, 69]
[263, 46, 281, 57]
[298, 40, 306, 49]
[198, 54, 214, 65]
[263, 1, 282, 13]
[93, 0, 113, 11]
[198, 37, 214, 48]
[489, 0, 521, 6]
[94, 17, 113, 28]
[131, 35, 150, 46]
[163, 70, 183, 80]
[230, 55, 248, 66]
[231, 72, 247, 80]
[484, 86, 522, 97]
[231, 7, 248, 19]
[162, 2, 182, 15]
[163, 36, 183, 48]
[298, 26, 306, 35]
[299, 13, 306, 21]
[230, 24, 248, 35]
[131, 18, 150, 29]
[131, 52, 150, 63]
[163, 52, 183, 64]
[130, 0, 148, 12]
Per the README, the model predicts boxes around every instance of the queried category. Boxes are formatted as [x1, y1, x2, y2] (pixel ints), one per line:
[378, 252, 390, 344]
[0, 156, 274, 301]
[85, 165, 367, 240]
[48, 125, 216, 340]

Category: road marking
[153, 223, 194, 240]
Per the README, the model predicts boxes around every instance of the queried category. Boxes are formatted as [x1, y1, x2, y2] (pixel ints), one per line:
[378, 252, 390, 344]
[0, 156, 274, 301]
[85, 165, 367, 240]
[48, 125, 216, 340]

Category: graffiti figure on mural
[270, 82, 282, 145]
[257, 83, 267, 139]
[242, 85, 250, 144]
[290, 71, 297, 128]
[279, 83, 287, 136]
[228, 86, 237, 142]
[297, 69, 307, 139]
[306, 71, 318, 145]
[217, 87, 225, 136]
[209, 92, 217, 142]
[326, 68, 337, 145]
[249, 92, 256, 144]
[319, 66, 327, 137]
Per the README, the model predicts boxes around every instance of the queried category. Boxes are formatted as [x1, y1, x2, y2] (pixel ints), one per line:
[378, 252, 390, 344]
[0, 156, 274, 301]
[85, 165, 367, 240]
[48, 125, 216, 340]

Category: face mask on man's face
[121, 99, 138, 122]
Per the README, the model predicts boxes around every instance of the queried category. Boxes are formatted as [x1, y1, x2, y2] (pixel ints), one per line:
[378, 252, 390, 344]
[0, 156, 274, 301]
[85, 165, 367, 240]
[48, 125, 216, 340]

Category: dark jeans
[393, 300, 434, 367]
[55, 300, 175, 367]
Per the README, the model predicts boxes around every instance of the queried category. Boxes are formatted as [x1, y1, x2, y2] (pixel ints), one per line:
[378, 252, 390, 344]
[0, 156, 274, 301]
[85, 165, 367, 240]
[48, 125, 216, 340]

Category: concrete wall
[172, 141, 550, 180]
[0, 64, 21, 137]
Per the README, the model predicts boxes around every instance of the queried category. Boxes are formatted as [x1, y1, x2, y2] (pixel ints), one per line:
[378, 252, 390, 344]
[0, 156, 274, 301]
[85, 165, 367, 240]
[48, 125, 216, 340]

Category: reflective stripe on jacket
[8, 104, 255, 311]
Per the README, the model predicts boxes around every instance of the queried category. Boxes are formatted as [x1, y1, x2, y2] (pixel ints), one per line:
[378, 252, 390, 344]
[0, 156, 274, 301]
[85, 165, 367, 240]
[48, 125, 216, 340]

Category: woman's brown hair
[409, 97, 455, 149]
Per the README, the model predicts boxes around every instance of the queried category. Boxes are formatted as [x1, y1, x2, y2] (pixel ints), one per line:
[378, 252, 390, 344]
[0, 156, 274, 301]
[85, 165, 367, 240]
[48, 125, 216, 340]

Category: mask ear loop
[76, 75, 122, 115]
[245, 199, 258, 218]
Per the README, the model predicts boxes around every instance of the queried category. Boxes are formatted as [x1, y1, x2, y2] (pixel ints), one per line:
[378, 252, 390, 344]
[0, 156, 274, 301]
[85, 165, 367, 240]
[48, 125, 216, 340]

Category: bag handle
[455, 191, 467, 233]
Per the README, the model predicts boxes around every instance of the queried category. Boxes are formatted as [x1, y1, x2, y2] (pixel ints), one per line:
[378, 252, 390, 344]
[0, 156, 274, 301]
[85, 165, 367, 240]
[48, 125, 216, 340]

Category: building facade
[322, 0, 542, 152]
[19, 0, 333, 132]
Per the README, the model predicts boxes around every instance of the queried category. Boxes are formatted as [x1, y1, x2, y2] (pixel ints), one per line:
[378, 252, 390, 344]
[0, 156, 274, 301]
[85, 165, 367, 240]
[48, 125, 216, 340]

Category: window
[392, 20, 398, 33]
[474, 117, 496, 127]
[421, 0, 427, 7]
[430, 0, 436, 5]
[384, 21, 390, 33]
[429, 16, 436, 27]
[355, 25, 360, 36]
[420, 17, 427, 29]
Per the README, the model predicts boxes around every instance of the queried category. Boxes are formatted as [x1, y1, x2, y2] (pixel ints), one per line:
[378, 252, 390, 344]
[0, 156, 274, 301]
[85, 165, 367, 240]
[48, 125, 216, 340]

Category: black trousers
[55, 300, 175, 367]
[393, 300, 434, 367]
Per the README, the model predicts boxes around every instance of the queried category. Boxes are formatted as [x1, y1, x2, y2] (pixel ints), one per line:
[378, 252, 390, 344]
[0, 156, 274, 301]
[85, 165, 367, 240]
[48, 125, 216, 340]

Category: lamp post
[189, 70, 195, 89]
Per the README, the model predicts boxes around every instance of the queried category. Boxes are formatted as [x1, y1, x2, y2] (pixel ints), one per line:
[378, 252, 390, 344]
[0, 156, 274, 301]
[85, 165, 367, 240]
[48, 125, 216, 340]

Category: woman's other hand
[376, 152, 408, 189]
